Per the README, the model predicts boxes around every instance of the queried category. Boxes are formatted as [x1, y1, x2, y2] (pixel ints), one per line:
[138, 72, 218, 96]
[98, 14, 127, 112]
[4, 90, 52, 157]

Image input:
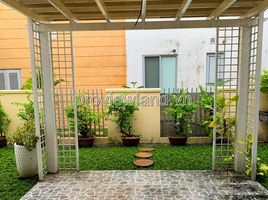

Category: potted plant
[65, 94, 99, 147]
[7, 96, 39, 178]
[209, 94, 238, 143]
[0, 101, 10, 147]
[166, 89, 196, 146]
[107, 96, 139, 146]
[198, 86, 214, 137]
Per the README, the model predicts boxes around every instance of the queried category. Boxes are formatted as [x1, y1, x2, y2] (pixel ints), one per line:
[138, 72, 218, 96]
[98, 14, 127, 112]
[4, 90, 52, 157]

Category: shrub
[260, 70, 268, 94]
[107, 96, 138, 137]
[65, 94, 99, 137]
[0, 102, 10, 137]
[166, 89, 196, 137]
[7, 119, 38, 151]
[7, 95, 38, 151]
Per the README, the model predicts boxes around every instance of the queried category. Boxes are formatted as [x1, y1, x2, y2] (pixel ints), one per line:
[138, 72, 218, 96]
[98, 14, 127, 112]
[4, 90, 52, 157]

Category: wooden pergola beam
[0, 0, 47, 22]
[175, 0, 192, 21]
[141, 0, 147, 22]
[208, 0, 237, 20]
[47, 0, 79, 23]
[242, 0, 268, 19]
[94, 0, 111, 23]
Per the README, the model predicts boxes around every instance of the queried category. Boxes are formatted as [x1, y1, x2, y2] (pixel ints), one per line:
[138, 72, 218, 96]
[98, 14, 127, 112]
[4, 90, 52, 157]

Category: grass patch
[0, 147, 37, 200]
[256, 144, 268, 189]
[80, 144, 212, 170]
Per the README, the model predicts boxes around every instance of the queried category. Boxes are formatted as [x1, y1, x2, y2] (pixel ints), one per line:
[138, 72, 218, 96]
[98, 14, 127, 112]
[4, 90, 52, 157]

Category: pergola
[1, 0, 267, 181]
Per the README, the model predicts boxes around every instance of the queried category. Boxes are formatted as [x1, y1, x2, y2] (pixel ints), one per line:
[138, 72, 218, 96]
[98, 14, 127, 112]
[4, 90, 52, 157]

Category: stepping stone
[138, 147, 154, 152]
[135, 152, 153, 159]
[133, 159, 154, 167]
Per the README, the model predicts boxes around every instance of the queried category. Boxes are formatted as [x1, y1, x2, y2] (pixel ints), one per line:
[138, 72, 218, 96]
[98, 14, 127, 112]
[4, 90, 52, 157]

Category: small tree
[166, 89, 196, 137]
[65, 94, 99, 137]
[7, 95, 38, 151]
[107, 96, 138, 137]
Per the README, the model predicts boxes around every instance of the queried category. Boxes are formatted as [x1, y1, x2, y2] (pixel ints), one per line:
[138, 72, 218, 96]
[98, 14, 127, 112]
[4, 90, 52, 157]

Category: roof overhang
[1, 0, 268, 30]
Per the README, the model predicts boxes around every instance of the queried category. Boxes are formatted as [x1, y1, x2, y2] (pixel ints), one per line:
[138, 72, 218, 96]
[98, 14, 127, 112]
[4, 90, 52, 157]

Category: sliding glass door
[144, 55, 177, 92]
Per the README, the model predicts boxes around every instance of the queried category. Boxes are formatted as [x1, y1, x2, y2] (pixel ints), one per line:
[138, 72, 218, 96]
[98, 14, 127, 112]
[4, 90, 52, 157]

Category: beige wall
[0, 3, 126, 90]
[0, 90, 29, 135]
[106, 88, 161, 143]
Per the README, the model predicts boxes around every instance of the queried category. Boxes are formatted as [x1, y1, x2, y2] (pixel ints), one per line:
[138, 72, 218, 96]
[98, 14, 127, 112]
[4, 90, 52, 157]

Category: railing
[160, 87, 214, 137]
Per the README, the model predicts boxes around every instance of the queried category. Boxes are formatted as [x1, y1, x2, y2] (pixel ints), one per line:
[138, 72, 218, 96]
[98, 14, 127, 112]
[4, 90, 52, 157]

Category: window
[206, 53, 224, 85]
[0, 70, 21, 90]
[144, 55, 177, 91]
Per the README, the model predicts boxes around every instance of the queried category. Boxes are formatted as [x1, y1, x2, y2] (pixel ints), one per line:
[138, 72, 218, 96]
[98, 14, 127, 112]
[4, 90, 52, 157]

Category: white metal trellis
[247, 14, 264, 180]
[28, 19, 48, 180]
[213, 26, 240, 171]
[51, 30, 79, 171]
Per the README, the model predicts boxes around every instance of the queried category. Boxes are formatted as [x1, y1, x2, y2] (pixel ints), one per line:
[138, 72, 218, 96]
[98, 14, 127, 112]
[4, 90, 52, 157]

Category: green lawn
[1, 144, 268, 200]
[0, 147, 38, 200]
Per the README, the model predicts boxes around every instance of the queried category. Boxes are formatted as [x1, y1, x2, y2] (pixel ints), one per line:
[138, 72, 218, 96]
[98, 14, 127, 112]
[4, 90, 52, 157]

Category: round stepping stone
[133, 159, 154, 167]
[138, 147, 154, 152]
[135, 152, 153, 159]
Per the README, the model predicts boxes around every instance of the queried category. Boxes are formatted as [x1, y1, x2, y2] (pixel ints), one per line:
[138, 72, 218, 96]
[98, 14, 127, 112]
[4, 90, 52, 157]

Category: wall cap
[0, 90, 32, 94]
[106, 88, 161, 93]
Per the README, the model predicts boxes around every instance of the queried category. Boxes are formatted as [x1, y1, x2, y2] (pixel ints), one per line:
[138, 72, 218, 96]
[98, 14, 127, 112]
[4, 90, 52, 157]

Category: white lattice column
[251, 12, 264, 180]
[40, 31, 58, 173]
[234, 26, 250, 172]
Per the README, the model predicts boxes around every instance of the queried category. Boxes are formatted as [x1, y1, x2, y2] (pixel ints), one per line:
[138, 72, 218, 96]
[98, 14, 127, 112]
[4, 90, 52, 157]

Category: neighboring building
[126, 13, 268, 90]
[0, 3, 126, 90]
[0, 3, 267, 91]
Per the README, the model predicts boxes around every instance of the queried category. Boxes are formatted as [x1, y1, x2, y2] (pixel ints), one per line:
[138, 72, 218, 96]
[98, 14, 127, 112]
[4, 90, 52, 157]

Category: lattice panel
[50, 31, 79, 171]
[246, 16, 260, 179]
[30, 21, 48, 178]
[213, 27, 240, 170]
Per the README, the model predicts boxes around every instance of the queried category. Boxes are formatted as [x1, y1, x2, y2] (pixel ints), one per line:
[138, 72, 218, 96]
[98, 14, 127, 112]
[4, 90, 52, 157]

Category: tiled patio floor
[21, 170, 268, 200]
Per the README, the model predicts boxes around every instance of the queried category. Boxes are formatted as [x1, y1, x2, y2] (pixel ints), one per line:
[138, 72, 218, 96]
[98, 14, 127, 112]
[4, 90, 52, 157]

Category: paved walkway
[22, 170, 268, 200]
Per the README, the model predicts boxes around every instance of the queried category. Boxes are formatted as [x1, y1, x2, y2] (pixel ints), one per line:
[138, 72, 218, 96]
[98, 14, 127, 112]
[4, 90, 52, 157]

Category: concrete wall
[0, 3, 126, 90]
[106, 88, 161, 143]
[0, 90, 29, 135]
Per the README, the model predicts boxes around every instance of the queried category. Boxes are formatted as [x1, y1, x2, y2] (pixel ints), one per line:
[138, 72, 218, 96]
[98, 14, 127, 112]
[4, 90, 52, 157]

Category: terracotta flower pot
[78, 136, 95, 147]
[168, 136, 187, 146]
[121, 136, 140, 147]
[0, 136, 7, 148]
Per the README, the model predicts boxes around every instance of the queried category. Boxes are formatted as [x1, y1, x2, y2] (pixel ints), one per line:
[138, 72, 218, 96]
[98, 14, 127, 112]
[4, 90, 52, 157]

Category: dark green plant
[7, 96, 38, 151]
[198, 86, 214, 136]
[166, 89, 197, 137]
[107, 96, 139, 137]
[7, 119, 38, 151]
[0, 102, 10, 138]
[14, 95, 34, 121]
[260, 70, 268, 94]
[209, 94, 238, 139]
[65, 94, 99, 137]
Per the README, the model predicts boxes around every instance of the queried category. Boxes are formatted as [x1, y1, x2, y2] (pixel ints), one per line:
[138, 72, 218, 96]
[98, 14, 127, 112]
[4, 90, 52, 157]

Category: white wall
[126, 11, 268, 88]
[126, 28, 216, 89]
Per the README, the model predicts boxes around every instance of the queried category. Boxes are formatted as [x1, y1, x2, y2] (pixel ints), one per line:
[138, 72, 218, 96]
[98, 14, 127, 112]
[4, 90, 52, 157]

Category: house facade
[0, 3, 267, 91]
[126, 12, 268, 90]
[0, 3, 126, 90]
